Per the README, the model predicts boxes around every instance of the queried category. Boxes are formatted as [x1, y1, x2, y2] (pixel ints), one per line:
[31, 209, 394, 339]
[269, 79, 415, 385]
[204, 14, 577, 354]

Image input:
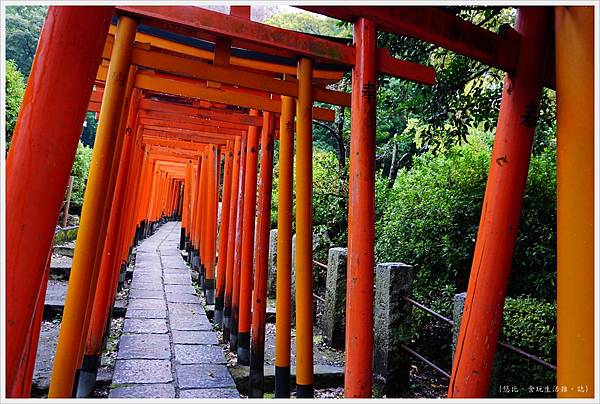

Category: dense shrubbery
[375, 131, 556, 309]
[369, 131, 556, 393]
[5, 60, 25, 152]
[70, 141, 93, 212]
[497, 296, 556, 397]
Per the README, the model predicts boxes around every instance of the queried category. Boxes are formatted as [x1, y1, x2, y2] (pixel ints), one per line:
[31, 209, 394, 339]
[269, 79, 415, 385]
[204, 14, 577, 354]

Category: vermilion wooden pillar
[215, 141, 235, 325]
[295, 57, 315, 398]
[249, 112, 276, 397]
[345, 18, 377, 398]
[274, 96, 295, 398]
[230, 131, 249, 350]
[82, 87, 140, 392]
[5, 7, 113, 396]
[237, 110, 261, 364]
[448, 7, 551, 397]
[49, 15, 137, 397]
[224, 135, 245, 342]
[204, 144, 219, 304]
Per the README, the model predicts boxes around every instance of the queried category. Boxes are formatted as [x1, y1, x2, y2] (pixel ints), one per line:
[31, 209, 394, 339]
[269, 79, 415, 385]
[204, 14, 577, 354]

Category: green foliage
[70, 141, 93, 212]
[375, 131, 556, 309]
[5, 60, 25, 151]
[497, 296, 556, 397]
[5, 6, 48, 79]
[264, 12, 351, 38]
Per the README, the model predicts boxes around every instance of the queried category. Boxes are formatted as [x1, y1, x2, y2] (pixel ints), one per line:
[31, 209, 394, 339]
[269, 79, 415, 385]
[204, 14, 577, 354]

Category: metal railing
[401, 295, 557, 379]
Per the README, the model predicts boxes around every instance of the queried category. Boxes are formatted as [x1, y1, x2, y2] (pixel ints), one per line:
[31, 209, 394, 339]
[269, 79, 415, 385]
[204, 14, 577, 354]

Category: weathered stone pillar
[322, 247, 347, 349]
[452, 292, 467, 356]
[453, 292, 503, 397]
[374, 262, 413, 397]
[267, 229, 278, 298]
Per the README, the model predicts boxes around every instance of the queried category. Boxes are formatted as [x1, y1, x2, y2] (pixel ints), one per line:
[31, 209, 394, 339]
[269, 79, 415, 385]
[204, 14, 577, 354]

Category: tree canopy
[5, 6, 48, 79]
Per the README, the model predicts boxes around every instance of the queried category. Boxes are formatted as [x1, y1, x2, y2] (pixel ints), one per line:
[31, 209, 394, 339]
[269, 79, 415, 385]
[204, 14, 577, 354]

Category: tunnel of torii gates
[4, 4, 594, 399]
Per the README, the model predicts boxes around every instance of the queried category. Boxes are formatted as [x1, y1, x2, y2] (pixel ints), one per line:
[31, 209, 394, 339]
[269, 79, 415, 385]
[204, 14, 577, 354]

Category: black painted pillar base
[230, 318, 239, 351]
[222, 306, 232, 342]
[179, 227, 186, 250]
[275, 366, 291, 398]
[296, 384, 314, 398]
[249, 347, 265, 397]
[214, 295, 224, 326]
[74, 354, 100, 398]
[237, 332, 250, 365]
[205, 278, 215, 305]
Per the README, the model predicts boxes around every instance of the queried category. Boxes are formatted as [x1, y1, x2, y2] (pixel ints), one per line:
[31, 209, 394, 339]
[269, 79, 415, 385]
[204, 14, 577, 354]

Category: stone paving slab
[128, 298, 167, 311]
[166, 292, 201, 304]
[176, 364, 237, 389]
[113, 359, 173, 384]
[174, 344, 226, 365]
[125, 309, 167, 319]
[130, 282, 163, 291]
[179, 388, 240, 398]
[169, 314, 212, 331]
[123, 318, 168, 334]
[111, 222, 237, 399]
[129, 289, 164, 299]
[109, 383, 176, 398]
[168, 302, 204, 316]
[164, 284, 196, 294]
[117, 334, 171, 359]
[163, 273, 192, 285]
[172, 330, 219, 345]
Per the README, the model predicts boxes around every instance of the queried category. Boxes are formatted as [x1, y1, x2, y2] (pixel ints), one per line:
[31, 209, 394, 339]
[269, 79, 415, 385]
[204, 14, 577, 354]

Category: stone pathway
[110, 222, 239, 399]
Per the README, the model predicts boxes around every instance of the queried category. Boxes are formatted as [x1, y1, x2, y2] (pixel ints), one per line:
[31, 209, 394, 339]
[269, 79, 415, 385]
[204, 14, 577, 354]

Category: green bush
[70, 141, 93, 212]
[5, 59, 25, 152]
[496, 296, 556, 397]
[375, 131, 556, 310]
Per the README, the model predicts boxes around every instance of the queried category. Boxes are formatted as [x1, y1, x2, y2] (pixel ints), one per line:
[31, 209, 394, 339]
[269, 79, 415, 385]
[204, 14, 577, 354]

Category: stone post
[322, 247, 347, 349]
[374, 262, 413, 397]
[453, 292, 503, 397]
[267, 229, 278, 298]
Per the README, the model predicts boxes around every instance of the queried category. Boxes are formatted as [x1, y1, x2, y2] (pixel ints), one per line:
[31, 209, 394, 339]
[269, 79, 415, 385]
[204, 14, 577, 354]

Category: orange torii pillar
[275, 96, 296, 398]
[345, 18, 377, 398]
[215, 141, 235, 325]
[76, 70, 138, 397]
[230, 130, 250, 349]
[204, 144, 219, 305]
[49, 15, 137, 398]
[224, 135, 245, 342]
[448, 8, 552, 397]
[5, 7, 113, 397]
[180, 160, 193, 249]
[555, 6, 595, 398]
[295, 57, 314, 398]
[249, 111, 276, 397]
[237, 110, 261, 365]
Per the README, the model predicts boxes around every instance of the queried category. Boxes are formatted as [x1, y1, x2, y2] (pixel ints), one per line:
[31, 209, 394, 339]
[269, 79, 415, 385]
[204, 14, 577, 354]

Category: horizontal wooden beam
[142, 127, 233, 145]
[139, 117, 244, 136]
[107, 25, 345, 82]
[135, 70, 336, 122]
[102, 40, 352, 106]
[300, 6, 519, 72]
[139, 109, 250, 132]
[114, 6, 436, 83]
[140, 98, 264, 127]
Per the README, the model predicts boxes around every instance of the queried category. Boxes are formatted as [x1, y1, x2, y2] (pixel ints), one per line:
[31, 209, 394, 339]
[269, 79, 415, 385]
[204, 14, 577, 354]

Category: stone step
[229, 364, 344, 395]
[44, 280, 126, 319]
